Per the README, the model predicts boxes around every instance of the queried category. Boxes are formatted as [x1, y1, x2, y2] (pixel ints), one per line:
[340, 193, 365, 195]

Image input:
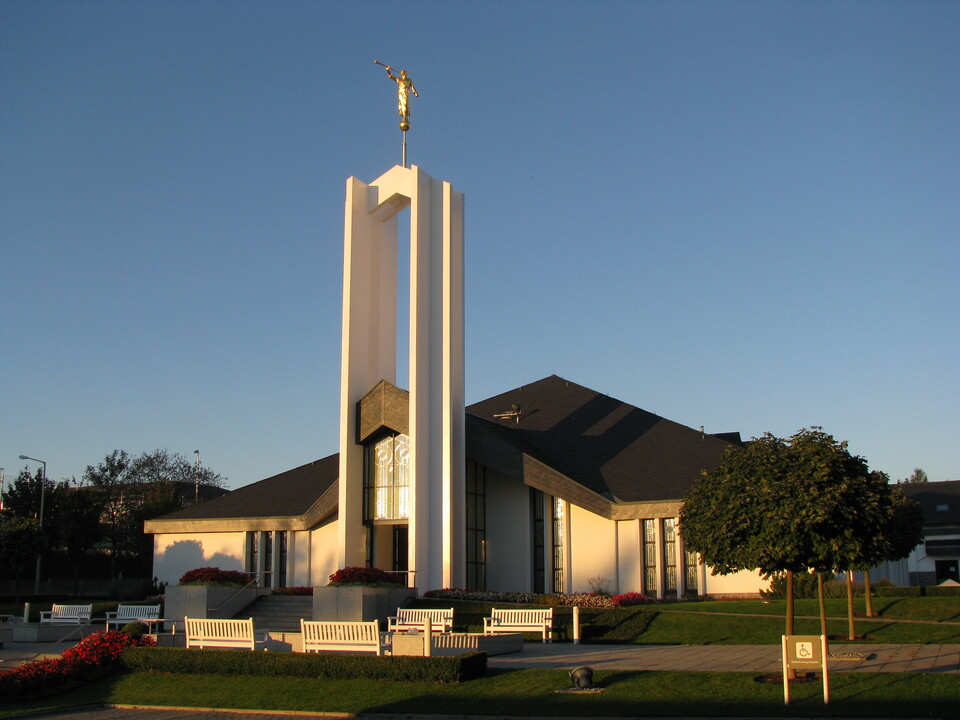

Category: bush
[121, 647, 486, 682]
[272, 586, 313, 595]
[328, 566, 402, 586]
[121, 621, 150, 639]
[179, 567, 252, 586]
[423, 588, 651, 608]
[0, 630, 155, 702]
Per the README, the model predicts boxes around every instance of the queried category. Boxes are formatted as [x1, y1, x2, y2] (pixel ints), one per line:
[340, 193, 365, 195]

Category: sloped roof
[146, 376, 741, 529]
[466, 374, 739, 503]
[144, 454, 338, 532]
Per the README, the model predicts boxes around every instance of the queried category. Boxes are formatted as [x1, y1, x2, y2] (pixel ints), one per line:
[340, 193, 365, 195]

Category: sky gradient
[3, 0, 958, 490]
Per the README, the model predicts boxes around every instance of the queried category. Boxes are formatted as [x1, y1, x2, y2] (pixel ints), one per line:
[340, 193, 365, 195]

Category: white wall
[701, 568, 768, 596]
[568, 504, 618, 594]
[485, 469, 531, 592]
[289, 530, 312, 587]
[152, 532, 246, 587]
[310, 516, 340, 587]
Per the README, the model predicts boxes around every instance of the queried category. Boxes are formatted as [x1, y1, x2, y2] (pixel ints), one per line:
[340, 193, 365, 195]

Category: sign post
[781, 634, 829, 705]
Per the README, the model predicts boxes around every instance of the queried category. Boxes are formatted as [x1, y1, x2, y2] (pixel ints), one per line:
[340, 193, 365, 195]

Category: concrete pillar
[337, 165, 465, 593]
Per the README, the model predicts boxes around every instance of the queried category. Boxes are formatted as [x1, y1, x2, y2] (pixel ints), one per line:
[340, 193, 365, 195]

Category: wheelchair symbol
[796, 642, 814, 659]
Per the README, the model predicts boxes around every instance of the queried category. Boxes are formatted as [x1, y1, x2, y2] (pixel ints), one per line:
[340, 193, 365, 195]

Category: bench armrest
[104, 611, 119, 620]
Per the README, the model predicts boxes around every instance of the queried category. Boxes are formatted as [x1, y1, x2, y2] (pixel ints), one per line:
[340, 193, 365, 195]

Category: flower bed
[0, 629, 155, 702]
[328, 566, 402, 587]
[423, 588, 651, 608]
[179, 566, 252, 586]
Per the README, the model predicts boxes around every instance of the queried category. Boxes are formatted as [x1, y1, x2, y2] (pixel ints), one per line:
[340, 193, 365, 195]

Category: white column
[338, 165, 464, 593]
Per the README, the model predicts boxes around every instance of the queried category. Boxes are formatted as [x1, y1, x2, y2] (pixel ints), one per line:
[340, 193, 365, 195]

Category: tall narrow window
[642, 519, 657, 596]
[465, 460, 486, 590]
[246, 532, 259, 579]
[684, 546, 698, 595]
[662, 518, 678, 597]
[364, 433, 410, 521]
[552, 497, 565, 593]
[531, 489, 545, 594]
[276, 531, 288, 589]
[263, 531, 274, 588]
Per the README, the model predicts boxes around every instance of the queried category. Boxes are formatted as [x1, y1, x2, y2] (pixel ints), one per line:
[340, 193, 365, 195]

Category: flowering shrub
[179, 566, 252, 586]
[273, 586, 313, 595]
[611, 591, 650, 607]
[328, 566, 403, 586]
[424, 588, 541, 604]
[424, 588, 651, 608]
[0, 629, 154, 701]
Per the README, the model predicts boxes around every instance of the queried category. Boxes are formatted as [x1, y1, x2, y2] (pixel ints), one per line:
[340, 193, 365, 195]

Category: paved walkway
[486, 641, 960, 673]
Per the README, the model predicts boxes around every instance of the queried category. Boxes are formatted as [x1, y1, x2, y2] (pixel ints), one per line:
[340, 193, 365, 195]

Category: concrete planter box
[312, 586, 415, 623]
[164, 584, 264, 622]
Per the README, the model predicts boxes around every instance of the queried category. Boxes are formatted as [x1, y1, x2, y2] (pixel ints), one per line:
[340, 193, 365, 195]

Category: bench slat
[483, 607, 554, 643]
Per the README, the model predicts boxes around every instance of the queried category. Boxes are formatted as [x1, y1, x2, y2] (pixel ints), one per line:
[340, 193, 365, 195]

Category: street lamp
[19, 455, 47, 595]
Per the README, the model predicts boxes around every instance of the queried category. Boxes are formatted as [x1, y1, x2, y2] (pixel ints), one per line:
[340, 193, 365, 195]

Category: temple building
[145, 165, 767, 598]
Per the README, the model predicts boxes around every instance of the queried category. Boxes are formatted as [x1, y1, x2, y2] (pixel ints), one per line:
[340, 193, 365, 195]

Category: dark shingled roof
[150, 376, 742, 524]
[154, 454, 338, 521]
[465, 375, 739, 503]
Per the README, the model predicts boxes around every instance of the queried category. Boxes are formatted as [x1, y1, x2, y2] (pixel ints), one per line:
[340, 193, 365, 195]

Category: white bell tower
[337, 164, 465, 593]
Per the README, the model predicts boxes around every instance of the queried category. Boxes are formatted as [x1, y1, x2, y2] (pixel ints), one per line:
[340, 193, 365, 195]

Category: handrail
[208, 571, 270, 612]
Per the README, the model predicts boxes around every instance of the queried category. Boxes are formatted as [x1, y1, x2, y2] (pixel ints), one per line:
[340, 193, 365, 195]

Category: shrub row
[328, 566, 403, 587]
[875, 585, 960, 597]
[423, 588, 651, 607]
[121, 647, 487, 683]
[179, 567, 252, 586]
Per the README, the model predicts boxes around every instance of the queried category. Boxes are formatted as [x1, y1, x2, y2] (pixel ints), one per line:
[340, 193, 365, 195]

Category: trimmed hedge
[874, 585, 960, 597]
[121, 647, 486, 683]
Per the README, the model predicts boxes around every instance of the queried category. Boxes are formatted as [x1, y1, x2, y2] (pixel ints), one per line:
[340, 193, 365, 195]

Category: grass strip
[2, 668, 958, 719]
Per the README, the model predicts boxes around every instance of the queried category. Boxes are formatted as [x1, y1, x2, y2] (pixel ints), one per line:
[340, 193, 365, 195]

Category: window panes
[642, 519, 657, 595]
[364, 433, 410, 521]
[663, 518, 677, 596]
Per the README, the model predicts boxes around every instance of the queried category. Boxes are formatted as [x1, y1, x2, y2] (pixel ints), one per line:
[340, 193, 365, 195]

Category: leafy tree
[51, 481, 106, 594]
[679, 428, 892, 638]
[2, 468, 55, 520]
[83, 450, 135, 580]
[905, 467, 929, 484]
[0, 515, 42, 603]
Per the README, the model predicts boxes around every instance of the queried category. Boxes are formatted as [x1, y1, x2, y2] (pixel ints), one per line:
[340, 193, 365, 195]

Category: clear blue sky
[3, 1, 958, 490]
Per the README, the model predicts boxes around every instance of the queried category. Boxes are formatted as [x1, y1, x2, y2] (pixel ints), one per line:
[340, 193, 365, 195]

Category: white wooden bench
[300, 620, 382, 655]
[483, 607, 554, 643]
[184, 617, 266, 650]
[104, 604, 162, 631]
[387, 607, 454, 633]
[39, 604, 92, 625]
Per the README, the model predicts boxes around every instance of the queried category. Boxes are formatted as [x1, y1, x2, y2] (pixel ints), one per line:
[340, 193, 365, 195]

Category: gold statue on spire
[374, 60, 419, 131]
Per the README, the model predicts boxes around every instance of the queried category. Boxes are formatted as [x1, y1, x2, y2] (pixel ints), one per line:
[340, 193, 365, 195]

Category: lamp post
[0, 467, 5, 512]
[18, 455, 47, 595]
[194, 450, 200, 504]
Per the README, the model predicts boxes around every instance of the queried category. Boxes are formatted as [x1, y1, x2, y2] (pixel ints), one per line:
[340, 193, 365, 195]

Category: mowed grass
[3, 669, 959, 719]
[644, 596, 960, 644]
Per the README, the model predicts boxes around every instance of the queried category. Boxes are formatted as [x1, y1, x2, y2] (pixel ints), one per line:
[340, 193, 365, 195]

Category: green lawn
[3, 669, 959, 719]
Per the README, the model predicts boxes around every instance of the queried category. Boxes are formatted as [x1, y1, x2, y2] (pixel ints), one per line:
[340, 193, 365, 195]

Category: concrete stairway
[241, 595, 313, 633]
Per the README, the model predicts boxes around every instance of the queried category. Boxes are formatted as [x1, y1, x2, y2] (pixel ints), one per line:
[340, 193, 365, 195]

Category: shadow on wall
[155, 539, 243, 585]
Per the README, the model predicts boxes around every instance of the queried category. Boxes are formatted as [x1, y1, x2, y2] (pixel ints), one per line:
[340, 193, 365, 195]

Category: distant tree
[2, 468, 55, 520]
[51, 480, 106, 595]
[83, 450, 134, 580]
[905, 467, 928, 484]
[0, 515, 42, 603]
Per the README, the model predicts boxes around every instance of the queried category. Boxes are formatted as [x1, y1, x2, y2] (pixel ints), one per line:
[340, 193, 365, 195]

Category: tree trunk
[786, 570, 795, 635]
[818, 572, 828, 636]
[864, 568, 875, 617]
[846, 570, 856, 640]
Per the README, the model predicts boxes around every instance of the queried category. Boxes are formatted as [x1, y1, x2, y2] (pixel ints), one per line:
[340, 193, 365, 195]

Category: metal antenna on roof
[493, 404, 522, 424]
